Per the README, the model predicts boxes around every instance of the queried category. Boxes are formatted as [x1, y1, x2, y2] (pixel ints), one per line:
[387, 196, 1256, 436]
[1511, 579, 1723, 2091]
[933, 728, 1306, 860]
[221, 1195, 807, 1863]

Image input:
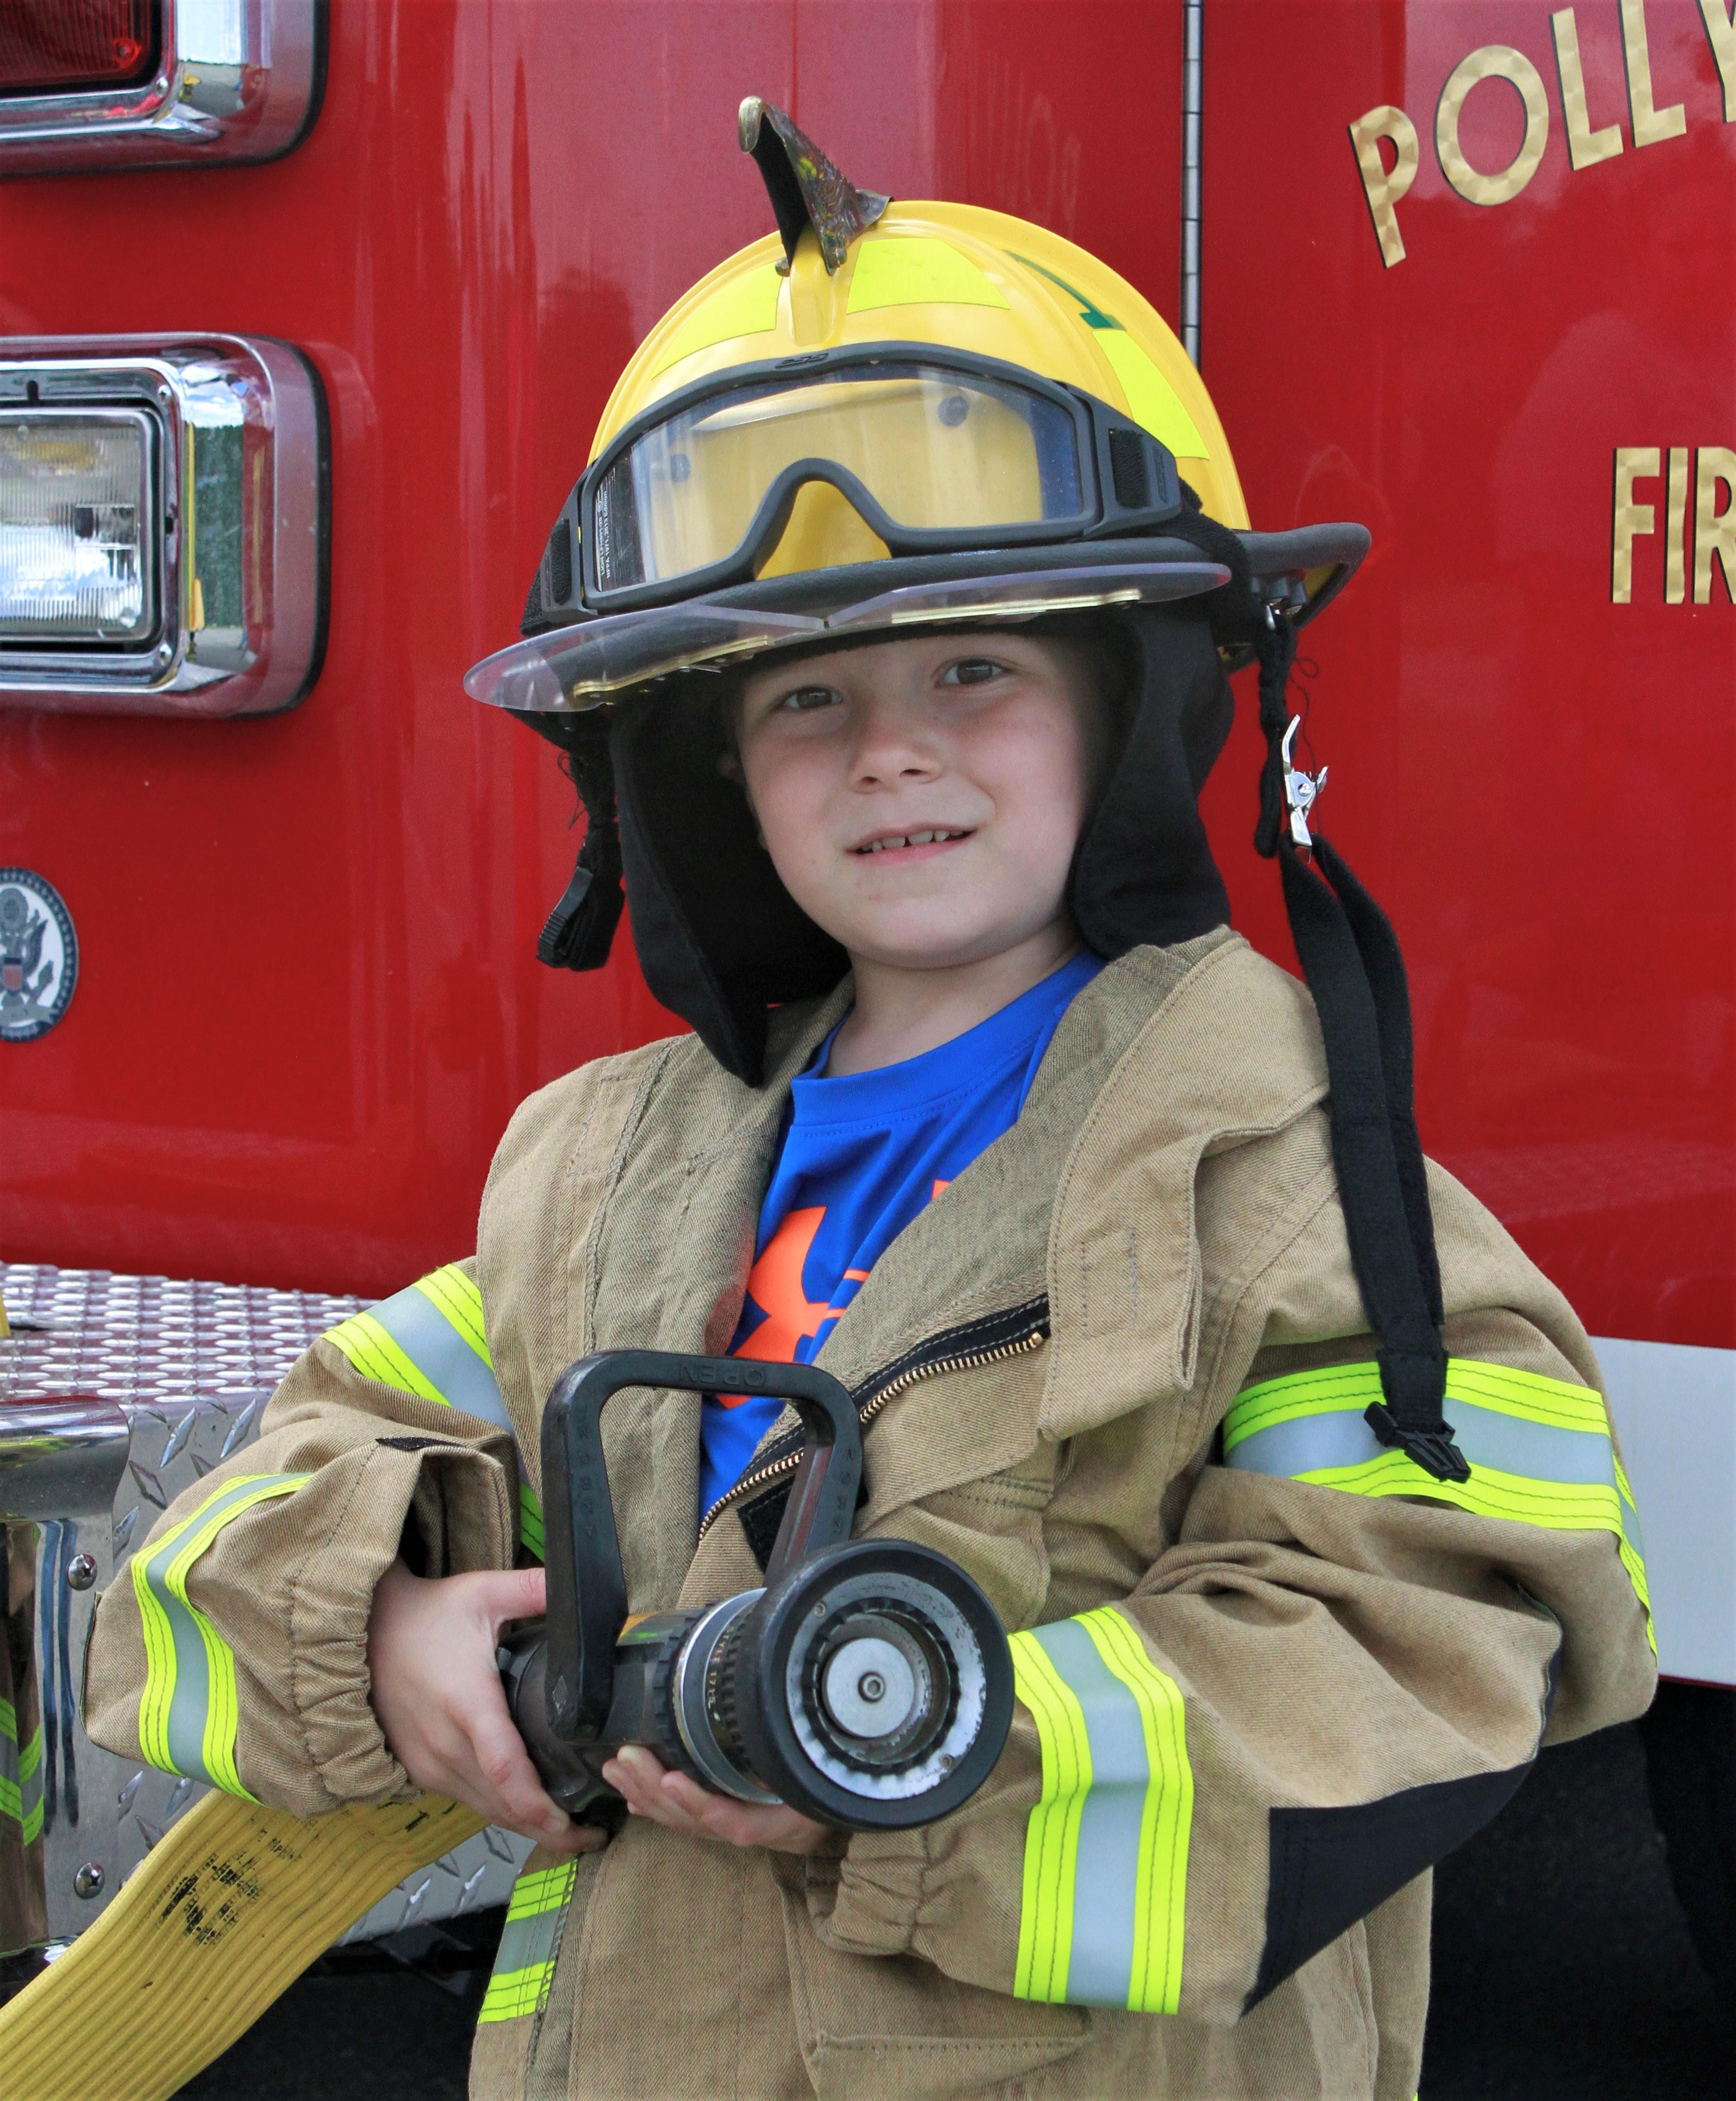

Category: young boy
[82, 108, 1654, 2101]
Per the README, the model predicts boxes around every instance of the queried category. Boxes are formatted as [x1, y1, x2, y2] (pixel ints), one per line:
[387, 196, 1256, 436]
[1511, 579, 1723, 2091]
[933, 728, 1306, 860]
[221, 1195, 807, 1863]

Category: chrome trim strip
[1180, 0, 1203, 368]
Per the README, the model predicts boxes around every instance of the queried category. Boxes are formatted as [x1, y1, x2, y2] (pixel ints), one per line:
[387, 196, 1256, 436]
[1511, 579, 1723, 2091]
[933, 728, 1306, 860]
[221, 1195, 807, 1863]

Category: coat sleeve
[803, 1171, 1658, 2024]
[83, 1258, 527, 1817]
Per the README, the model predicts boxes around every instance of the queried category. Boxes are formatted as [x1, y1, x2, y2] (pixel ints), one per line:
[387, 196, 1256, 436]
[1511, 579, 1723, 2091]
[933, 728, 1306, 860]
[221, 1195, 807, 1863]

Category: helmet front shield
[464, 556, 1230, 713]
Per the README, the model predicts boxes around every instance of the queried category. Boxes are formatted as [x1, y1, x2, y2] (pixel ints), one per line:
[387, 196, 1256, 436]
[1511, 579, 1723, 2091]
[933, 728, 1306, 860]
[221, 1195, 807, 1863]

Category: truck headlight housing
[0, 336, 327, 719]
[0, 2, 322, 172]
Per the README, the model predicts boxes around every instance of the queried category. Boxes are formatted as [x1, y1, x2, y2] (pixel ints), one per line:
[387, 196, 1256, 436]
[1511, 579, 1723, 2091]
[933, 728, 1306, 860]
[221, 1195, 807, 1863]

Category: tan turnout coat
[87, 933, 1656, 2099]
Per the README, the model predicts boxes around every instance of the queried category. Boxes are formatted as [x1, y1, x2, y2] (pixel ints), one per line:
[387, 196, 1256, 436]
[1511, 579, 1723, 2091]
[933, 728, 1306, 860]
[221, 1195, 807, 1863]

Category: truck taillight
[0, 337, 327, 719]
[0, 1, 319, 170]
[0, 1, 160, 97]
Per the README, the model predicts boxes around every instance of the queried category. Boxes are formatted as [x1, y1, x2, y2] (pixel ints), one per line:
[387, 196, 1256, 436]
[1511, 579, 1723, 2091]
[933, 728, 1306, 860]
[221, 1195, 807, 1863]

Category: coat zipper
[695, 1295, 1051, 1541]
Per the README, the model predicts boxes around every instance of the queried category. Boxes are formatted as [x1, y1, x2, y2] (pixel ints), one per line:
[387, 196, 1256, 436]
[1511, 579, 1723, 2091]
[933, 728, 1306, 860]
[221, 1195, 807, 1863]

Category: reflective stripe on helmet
[132, 1473, 309, 1797]
[323, 1267, 545, 1558]
[1223, 1358, 1654, 1652]
[0, 1693, 44, 1844]
[477, 1860, 579, 2024]
[1009, 253, 1209, 457]
[845, 235, 1011, 313]
[1010, 1606, 1191, 2014]
[651, 261, 785, 379]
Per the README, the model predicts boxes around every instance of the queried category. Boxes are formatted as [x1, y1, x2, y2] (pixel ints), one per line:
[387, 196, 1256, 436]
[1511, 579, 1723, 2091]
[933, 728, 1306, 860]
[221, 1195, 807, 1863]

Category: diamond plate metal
[1, 1260, 533, 1945]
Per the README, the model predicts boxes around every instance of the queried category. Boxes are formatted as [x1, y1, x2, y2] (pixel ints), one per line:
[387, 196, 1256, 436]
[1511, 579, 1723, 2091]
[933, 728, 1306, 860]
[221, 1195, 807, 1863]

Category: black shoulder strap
[1253, 614, 1467, 1484]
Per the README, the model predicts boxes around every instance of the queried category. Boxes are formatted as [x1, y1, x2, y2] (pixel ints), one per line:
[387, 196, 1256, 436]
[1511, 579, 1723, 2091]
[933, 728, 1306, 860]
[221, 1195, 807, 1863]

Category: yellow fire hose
[0, 1788, 485, 2101]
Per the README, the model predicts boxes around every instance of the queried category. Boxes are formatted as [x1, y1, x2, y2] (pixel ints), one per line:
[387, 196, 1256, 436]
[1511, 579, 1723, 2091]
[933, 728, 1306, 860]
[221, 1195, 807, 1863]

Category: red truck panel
[1197, 0, 1734, 1351]
[3, 0, 1730, 1362]
[0, 0, 1182, 1296]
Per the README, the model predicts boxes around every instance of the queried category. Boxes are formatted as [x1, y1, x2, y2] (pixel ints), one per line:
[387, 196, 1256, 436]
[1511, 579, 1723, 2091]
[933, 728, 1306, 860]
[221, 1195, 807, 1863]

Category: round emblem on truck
[0, 868, 78, 1043]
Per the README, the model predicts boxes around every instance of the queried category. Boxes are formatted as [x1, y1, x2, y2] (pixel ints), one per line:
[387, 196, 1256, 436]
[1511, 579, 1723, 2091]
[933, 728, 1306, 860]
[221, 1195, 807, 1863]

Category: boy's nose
[848, 699, 943, 789]
[850, 736, 941, 790]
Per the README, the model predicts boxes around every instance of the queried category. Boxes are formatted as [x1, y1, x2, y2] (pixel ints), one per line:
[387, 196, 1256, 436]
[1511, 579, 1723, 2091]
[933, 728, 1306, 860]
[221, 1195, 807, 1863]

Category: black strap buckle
[1364, 1402, 1471, 1485]
[537, 861, 596, 967]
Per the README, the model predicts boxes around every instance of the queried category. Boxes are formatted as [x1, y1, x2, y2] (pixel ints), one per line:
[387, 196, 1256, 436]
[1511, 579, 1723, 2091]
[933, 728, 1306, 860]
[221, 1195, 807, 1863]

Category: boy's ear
[714, 747, 767, 847]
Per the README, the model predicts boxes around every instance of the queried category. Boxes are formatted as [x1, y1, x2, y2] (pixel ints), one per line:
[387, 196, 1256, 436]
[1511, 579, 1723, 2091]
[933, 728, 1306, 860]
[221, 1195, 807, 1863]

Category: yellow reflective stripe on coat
[1010, 1606, 1191, 2013]
[323, 1265, 545, 1559]
[477, 1859, 578, 2024]
[1, 1693, 44, 1845]
[1223, 1357, 1654, 1648]
[132, 1474, 308, 1798]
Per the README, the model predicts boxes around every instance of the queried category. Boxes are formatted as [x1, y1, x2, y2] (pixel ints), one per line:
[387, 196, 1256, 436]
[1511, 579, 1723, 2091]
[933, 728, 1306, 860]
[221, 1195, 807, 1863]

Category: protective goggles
[570, 345, 1186, 615]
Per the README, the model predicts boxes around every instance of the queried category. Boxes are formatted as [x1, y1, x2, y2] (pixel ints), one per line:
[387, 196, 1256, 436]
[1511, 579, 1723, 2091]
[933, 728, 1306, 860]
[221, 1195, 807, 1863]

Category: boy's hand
[601, 1744, 832, 1855]
[366, 1560, 603, 1858]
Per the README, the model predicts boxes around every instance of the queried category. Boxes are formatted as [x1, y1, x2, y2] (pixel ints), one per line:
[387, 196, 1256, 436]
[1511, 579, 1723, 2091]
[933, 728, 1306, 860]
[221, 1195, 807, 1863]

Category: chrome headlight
[0, 336, 327, 719]
[0, 411, 157, 645]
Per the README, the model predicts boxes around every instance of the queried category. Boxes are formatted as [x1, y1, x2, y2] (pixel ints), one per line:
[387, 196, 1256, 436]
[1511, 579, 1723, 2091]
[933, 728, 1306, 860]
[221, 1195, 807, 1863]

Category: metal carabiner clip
[1281, 715, 1327, 851]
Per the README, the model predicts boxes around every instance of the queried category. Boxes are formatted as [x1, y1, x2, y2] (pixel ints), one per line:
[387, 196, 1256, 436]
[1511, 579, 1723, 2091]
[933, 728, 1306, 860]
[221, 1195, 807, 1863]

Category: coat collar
[566, 928, 1329, 1605]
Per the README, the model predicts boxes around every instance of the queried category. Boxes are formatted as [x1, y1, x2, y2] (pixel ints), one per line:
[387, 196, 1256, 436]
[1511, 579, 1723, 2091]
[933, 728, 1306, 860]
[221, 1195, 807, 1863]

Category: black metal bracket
[538, 1349, 861, 1740]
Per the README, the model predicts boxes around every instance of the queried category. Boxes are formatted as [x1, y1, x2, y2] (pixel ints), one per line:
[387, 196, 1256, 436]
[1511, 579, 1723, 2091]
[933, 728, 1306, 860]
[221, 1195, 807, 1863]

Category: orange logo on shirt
[728, 1181, 947, 1393]
[733, 1206, 835, 1370]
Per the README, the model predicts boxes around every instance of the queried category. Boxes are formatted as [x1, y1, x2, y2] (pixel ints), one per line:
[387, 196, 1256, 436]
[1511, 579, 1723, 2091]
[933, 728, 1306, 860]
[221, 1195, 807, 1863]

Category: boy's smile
[848, 824, 975, 858]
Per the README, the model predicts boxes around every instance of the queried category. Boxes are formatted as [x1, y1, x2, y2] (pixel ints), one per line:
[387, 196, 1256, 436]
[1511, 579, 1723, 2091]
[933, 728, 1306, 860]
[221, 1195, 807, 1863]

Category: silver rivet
[66, 1554, 97, 1591]
[73, 1862, 105, 1899]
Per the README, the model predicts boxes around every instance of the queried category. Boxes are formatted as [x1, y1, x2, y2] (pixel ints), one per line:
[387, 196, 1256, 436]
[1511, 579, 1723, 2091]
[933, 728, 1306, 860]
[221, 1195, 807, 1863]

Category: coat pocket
[868, 1457, 1057, 1634]
[779, 1882, 1090, 2101]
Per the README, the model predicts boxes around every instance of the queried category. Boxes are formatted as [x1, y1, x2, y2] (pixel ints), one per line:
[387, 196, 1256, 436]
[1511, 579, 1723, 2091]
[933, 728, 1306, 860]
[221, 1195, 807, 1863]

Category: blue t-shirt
[699, 950, 1103, 1515]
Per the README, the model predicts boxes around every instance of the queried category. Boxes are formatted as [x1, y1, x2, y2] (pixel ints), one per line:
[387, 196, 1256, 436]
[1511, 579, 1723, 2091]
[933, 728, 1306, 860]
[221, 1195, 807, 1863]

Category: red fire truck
[1, 0, 1730, 2027]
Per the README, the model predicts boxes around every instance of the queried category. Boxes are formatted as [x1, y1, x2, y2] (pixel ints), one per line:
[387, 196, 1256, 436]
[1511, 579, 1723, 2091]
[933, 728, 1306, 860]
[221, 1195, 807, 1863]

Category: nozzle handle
[540, 1350, 860, 1740]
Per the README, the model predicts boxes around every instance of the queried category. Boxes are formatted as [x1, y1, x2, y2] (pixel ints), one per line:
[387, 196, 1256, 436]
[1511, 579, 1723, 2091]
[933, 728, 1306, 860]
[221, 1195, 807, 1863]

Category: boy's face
[732, 630, 1106, 974]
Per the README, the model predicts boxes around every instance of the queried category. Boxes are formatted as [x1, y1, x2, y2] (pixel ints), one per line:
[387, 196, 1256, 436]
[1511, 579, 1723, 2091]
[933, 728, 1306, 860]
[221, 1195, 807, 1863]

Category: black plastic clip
[1364, 1402, 1471, 1484]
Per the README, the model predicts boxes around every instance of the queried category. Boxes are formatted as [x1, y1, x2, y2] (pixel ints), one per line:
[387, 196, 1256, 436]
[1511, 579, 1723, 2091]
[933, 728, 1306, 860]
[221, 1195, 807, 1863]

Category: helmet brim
[464, 524, 1369, 713]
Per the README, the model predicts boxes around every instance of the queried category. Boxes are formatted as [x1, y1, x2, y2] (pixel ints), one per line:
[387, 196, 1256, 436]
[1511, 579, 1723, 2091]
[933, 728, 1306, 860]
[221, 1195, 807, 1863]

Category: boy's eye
[939, 659, 1005, 688]
[777, 684, 844, 713]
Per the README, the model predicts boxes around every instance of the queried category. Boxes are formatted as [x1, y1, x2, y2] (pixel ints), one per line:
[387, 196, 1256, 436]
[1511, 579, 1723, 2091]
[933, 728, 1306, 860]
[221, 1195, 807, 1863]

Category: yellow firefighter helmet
[469, 100, 1363, 716]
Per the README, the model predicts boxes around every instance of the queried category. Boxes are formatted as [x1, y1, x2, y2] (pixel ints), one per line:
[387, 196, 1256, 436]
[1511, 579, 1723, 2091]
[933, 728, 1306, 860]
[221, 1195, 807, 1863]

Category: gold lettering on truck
[1665, 448, 1691, 604]
[1612, 449, 1661, 603]
[1611, 448, 1735, 603]
[1701, 0, 1736, 121]
[1621, 0, 1688, 146]
[1347, 106, 1420, 268]
[1552, 9, 1624, 167]
[1694, 449, 1736, 605]
[1349, 3, 1733, 265]
[1436, 47, 1551, 205]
